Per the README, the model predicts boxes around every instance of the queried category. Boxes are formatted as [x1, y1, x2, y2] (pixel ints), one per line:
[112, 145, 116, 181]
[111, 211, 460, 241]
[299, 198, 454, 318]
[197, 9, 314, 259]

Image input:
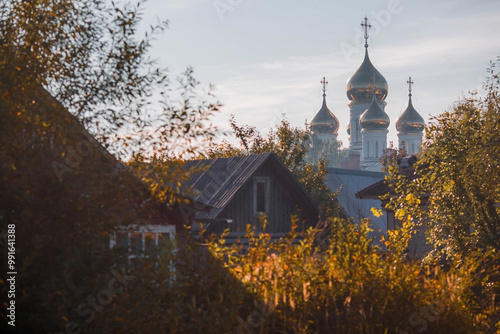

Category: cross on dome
[407, 76, 414, 96]
[320, 76, 328, 96]
[361, 16, 371, 48]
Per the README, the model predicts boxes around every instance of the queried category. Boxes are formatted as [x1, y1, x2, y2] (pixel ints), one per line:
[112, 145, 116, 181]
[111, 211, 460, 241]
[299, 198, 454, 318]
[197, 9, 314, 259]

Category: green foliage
[208, 114, 342, 218]
[384, 58, 500, 260]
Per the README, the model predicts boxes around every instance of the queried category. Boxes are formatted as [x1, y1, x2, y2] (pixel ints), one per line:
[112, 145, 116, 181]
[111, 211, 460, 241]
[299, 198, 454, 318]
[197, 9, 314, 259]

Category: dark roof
[20, 87, 204, 222]
[355, 156, 420, 200]
[355, 178, 390, 200]
[183, 153, 318, 220]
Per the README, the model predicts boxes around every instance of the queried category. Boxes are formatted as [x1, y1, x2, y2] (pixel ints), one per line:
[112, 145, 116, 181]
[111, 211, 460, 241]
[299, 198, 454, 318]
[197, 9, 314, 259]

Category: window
[355, 118, 359, 142]
[110, 224, 176, 261]
[253, 177, 270, 214]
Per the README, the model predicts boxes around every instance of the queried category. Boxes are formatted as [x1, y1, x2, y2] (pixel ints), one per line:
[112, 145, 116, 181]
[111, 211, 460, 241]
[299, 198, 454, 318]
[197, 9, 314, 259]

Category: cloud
[154, 0, 500, 148]
[159, 0, 211, 10]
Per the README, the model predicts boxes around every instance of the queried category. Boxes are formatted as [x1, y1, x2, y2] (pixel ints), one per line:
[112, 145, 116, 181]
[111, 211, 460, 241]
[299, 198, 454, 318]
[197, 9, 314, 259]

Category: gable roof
[183, 153, 318, 220]
[355, 156, 421, 200]
[2, 85, 210, 225]
[355, 177, 391, 200]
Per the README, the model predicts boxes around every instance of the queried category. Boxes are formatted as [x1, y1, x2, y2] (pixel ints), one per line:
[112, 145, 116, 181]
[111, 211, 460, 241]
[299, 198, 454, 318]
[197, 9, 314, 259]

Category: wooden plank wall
[213, 164, 304, 236]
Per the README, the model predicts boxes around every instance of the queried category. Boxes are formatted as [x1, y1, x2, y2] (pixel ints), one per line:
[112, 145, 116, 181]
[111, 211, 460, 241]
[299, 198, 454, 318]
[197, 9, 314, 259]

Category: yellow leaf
[371, 207, 384, 218]
[405, 193, 421, 205]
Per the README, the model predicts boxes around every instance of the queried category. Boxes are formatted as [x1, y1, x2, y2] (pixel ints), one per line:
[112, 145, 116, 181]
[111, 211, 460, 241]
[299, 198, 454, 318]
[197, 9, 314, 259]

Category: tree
[0, 0, 219, 332]
[380, 141, 407, 172]
[309, 132, 347, 168]
[208, 114, 342, 219]
[384, 58, 500, 260]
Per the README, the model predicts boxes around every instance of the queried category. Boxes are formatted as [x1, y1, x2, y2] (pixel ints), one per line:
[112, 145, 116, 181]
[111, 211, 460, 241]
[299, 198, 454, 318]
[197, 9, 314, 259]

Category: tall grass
[92, 216, 499, 333]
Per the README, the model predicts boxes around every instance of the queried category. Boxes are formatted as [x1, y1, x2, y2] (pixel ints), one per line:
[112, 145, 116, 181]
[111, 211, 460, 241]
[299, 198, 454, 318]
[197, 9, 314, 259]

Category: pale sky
[140, 0, 500, 148]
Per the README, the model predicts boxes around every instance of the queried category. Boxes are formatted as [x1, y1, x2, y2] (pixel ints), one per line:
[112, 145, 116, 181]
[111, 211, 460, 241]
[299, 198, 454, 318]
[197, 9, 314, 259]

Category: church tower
[396, 77, 425, 155]
[345, 16, 388, 163]
[360, 93, 390, 168]
[310, 77, 340, 164]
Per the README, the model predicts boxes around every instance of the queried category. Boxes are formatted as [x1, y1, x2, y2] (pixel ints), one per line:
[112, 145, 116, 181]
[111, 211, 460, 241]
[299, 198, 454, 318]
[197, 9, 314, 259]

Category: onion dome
[346, 17, 388, 102]
[360, 93, 390, 130]
[346, 49, 388, 101]
[310, 77, 339, 134]
[311, 94, 339, 134]
[396, 77, 424, 133]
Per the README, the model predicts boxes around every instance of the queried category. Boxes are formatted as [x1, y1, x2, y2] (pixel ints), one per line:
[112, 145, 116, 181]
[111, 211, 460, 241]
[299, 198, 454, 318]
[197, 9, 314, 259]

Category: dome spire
[407, 76, 413, 97]
[361, 16, 371, 49]
[396, 77, 425, 133]
[346, 16, 388, 101]
[360, 91, 390, 130]
[320, 76, 328, 97]
[310, 76, 339, 135]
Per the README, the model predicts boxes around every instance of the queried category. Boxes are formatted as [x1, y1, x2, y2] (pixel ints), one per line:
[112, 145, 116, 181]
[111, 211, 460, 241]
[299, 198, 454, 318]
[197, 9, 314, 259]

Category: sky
[139, 0, 500, 148]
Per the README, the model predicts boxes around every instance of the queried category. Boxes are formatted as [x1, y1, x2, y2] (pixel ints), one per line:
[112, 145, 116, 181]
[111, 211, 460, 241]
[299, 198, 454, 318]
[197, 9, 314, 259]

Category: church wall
[398, 133, 423, 155]
[361, 129, 388, 163]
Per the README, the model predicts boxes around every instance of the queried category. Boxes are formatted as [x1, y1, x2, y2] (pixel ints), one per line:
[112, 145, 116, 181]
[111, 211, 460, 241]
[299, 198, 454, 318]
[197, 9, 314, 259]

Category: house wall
[386, 206, 433, 259]
[214, 164, 307, 236]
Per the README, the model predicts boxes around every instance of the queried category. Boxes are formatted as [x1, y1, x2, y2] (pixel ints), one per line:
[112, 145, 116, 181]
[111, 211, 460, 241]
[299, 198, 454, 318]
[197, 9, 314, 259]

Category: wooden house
[180, 153, 319, 242]
[1, 84, 211, 260]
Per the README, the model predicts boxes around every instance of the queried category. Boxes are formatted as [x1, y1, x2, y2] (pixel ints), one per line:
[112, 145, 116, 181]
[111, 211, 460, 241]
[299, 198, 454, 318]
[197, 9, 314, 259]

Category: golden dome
[346, 49, 388, 101]
[360, 94, 390, 129]
[310, 94, 339, 135]
[396, 95, 424, 133]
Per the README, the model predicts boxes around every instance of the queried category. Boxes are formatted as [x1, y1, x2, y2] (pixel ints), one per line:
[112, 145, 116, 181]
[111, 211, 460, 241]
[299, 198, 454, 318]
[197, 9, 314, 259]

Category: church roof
[346, 48, 388, 101]
[396, 78, 425, 133]
[360, 93, 390, 130]
[346, 16, 388, 102]
[310, 94, 339, 134]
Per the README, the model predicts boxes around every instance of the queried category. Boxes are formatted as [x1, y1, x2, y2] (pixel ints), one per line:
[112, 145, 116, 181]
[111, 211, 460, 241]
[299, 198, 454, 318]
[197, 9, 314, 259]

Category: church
[308, 17, 425, 172]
